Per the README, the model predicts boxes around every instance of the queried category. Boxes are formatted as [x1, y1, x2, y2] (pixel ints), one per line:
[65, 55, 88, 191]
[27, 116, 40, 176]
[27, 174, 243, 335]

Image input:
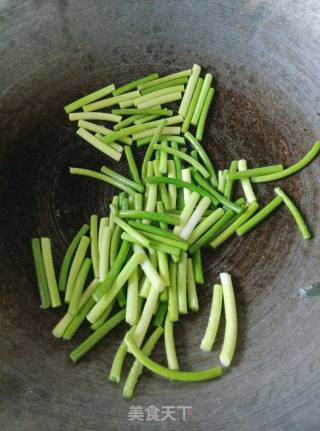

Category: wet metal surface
[0, 1, 320, 430]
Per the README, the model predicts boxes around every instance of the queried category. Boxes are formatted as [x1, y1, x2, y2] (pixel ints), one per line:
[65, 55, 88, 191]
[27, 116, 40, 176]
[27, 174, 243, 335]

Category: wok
[1, 1, 320, 430]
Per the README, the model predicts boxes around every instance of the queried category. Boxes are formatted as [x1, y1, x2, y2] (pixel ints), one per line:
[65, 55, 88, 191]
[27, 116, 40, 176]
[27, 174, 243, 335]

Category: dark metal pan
[1, 1, 320, 430]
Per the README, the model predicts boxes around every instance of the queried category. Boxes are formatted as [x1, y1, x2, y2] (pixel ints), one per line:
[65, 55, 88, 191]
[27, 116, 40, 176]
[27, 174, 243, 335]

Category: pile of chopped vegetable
[31, 65, 320, 398]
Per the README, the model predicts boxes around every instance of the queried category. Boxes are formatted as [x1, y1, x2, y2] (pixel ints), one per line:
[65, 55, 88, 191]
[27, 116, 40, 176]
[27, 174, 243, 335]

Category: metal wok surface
[0, 1, 320, 430]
